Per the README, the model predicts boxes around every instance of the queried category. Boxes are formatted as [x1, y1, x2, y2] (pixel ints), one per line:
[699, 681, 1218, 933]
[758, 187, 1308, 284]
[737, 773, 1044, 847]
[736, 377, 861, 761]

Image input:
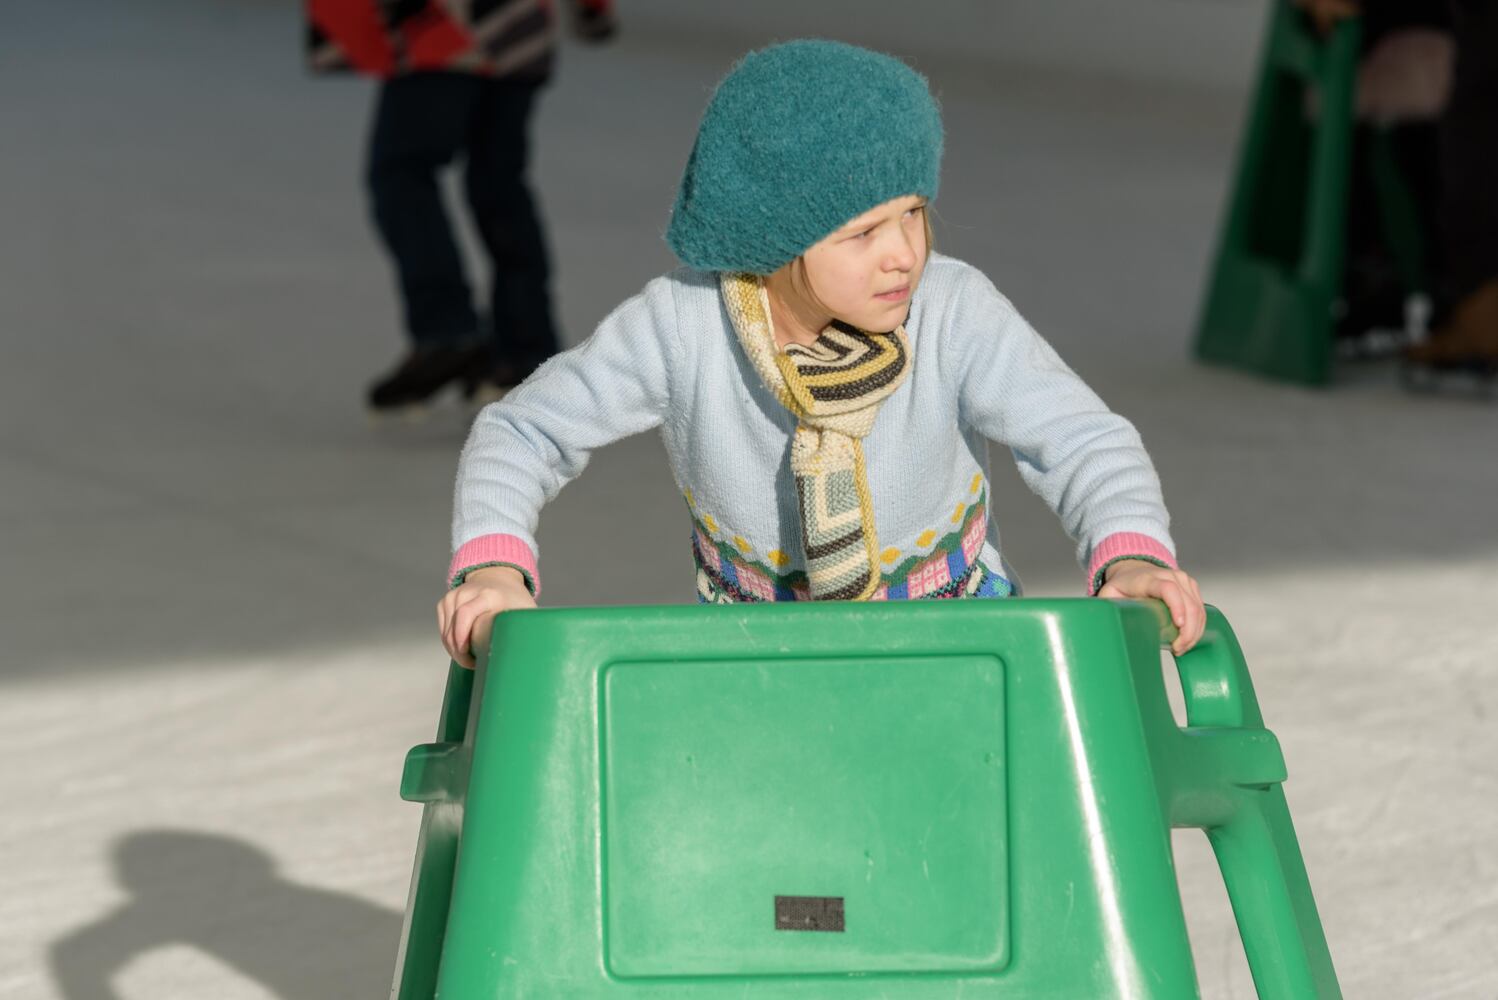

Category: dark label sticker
[775, 895, 845, 932]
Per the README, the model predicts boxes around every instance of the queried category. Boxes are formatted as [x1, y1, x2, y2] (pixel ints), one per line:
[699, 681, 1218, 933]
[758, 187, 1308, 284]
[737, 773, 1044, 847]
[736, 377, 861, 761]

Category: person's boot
[1405, 278, 1498, 369]
[367, 342, 489, 413]
[1403, 278, 1498, 397]
[462, 354, 548, 406]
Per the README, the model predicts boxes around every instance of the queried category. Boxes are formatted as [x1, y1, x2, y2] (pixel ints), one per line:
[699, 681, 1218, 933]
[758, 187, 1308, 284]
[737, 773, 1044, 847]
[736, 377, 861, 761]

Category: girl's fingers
[453, 601, 476, 649]
[442, 596, 461, 658]
[454, 596, 505, 667]
[448, 605, 477, 669]
[1187, 574, 1206, 648]
[451, 605, 479, 667]
[1155, 578, 1185, 626]
[437, 595, 458, 660]
[1154, 578, 1196, 655]
[1170, 572, 1205, 654]
[447, 617, 473, 668]
[1172, 573, 1197, 638]
[438, 592, 465, 645]
[441, 590, 485, 664]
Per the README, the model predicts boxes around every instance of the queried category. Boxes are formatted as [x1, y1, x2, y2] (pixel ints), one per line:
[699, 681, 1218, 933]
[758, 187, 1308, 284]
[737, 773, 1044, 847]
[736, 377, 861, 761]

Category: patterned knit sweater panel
[451, 253, 1174, 597]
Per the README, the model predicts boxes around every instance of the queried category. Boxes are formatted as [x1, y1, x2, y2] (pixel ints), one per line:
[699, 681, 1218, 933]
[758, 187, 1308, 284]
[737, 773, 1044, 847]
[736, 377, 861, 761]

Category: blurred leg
[367, 72, 482, 346]
[465, 78, 559, 379]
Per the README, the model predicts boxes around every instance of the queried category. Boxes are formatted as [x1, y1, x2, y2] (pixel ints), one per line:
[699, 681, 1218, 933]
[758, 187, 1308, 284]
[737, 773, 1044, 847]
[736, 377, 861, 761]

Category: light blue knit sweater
[450, 253, 1176, 600]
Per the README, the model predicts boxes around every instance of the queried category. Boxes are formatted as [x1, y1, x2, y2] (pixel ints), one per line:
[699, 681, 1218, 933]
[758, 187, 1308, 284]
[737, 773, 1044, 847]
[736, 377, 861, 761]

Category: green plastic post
[1194, 1, 1362, 385]
[391, 662, 474, 1000]
[390, 600, 1340, 998]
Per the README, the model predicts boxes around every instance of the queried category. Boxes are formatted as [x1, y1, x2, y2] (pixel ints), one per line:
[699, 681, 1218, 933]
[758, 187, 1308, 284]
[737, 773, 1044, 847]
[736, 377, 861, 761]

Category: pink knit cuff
[449, 534, 540, 596]
[1086, 531, 1177, 595]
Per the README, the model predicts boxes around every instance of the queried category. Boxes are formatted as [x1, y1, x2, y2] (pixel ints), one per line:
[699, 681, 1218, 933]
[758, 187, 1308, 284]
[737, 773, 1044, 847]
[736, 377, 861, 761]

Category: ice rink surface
[2, 1, 1496, 997]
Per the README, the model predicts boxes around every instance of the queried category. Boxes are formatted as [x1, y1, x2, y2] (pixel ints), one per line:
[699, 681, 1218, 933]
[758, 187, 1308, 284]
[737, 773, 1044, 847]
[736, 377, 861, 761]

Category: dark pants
[1441, 0, 1498, 306]
[366, 72, 558, 364]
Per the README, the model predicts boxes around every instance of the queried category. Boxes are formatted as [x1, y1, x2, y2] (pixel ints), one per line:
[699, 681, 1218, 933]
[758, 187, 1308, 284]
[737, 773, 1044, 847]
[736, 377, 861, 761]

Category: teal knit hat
[666, 40, 943, 275]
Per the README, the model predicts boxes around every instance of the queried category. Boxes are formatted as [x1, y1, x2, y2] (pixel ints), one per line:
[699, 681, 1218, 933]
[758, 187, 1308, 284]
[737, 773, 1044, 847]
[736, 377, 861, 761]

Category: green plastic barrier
[1195, 1, 1362, 385]
[392, 600, 1340, 998]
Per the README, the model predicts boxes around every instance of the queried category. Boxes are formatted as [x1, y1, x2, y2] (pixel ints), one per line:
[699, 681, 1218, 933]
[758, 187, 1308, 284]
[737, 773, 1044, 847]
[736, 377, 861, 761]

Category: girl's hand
[436, 565, 537, 669]
[1096, 560, 1205, 656]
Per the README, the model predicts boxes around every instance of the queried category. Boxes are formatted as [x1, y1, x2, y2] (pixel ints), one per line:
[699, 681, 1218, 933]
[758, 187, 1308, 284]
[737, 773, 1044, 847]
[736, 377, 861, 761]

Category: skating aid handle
[1156, 603, 1260, 729]
[1153, 603, 1287, 819]
[1159, 603, 1340, 997]
[401, 662, 476, 804]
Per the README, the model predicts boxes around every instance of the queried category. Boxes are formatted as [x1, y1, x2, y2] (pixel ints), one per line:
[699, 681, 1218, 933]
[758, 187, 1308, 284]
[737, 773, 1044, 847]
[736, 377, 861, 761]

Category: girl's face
[799, 194, 929, 332]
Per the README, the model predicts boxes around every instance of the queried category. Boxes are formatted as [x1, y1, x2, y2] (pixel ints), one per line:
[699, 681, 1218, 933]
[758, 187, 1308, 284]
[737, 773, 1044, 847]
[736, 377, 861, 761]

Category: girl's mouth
[874, 285, 910, 302]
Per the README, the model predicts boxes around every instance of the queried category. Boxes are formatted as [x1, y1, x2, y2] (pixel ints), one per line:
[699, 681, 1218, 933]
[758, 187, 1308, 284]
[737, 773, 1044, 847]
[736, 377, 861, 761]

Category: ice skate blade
[1334, 326, 1414, 362]
[1401, 360, 1498, 401]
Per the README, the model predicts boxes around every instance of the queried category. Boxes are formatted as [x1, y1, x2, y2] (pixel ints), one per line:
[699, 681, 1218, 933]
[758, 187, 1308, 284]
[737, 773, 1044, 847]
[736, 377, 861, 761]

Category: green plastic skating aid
[1194, 1, 1362, 385]
[392, 600, 1340, 998]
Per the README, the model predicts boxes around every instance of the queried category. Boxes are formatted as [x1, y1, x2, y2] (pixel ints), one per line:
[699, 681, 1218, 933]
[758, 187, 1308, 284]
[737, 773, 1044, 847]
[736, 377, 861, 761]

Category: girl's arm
[943, 267, 1203, 651]
[441, 275, 681, 662]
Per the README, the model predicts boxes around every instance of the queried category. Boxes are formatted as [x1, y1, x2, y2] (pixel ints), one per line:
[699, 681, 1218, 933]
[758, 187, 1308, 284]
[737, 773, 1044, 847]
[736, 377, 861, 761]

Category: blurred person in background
[1409, 0, 1498, 372]
[1300, 0, 1498, 373]
[1333, 1, 1451, 347]
[306, 0, 617, 414]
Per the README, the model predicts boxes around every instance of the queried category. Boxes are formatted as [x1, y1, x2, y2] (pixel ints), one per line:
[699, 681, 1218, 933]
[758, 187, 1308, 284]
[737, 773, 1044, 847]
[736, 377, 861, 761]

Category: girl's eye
[849, 206, 921, 240]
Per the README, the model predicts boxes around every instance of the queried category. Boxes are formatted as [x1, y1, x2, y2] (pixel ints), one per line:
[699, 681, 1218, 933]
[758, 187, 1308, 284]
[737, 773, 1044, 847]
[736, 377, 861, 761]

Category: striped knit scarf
[719, 272, 911, 600]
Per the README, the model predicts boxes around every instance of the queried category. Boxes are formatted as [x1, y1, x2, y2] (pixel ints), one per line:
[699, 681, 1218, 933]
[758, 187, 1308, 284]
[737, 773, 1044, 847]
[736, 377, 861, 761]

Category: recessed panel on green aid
[602, 654, 1009, 979]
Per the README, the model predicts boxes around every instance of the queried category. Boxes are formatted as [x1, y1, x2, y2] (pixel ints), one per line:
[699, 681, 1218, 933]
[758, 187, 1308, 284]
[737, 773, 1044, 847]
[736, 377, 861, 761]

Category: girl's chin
[832, 301, 912, 333]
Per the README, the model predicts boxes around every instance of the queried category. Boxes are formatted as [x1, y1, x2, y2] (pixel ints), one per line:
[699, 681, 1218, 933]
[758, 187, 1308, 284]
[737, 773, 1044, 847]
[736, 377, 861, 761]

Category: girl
[437, 39, 1205, 667]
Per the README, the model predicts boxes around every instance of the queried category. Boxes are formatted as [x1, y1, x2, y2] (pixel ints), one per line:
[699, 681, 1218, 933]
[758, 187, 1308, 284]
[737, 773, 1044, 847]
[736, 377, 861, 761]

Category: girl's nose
[885, 227, 918, 272]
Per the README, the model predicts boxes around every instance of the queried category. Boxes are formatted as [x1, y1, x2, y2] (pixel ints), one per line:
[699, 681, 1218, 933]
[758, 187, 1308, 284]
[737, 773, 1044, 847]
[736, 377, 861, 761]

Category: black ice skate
[1401, 279, 1498, 401]
[463, 356, 547, 406]
[368, 342, 490, 415]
